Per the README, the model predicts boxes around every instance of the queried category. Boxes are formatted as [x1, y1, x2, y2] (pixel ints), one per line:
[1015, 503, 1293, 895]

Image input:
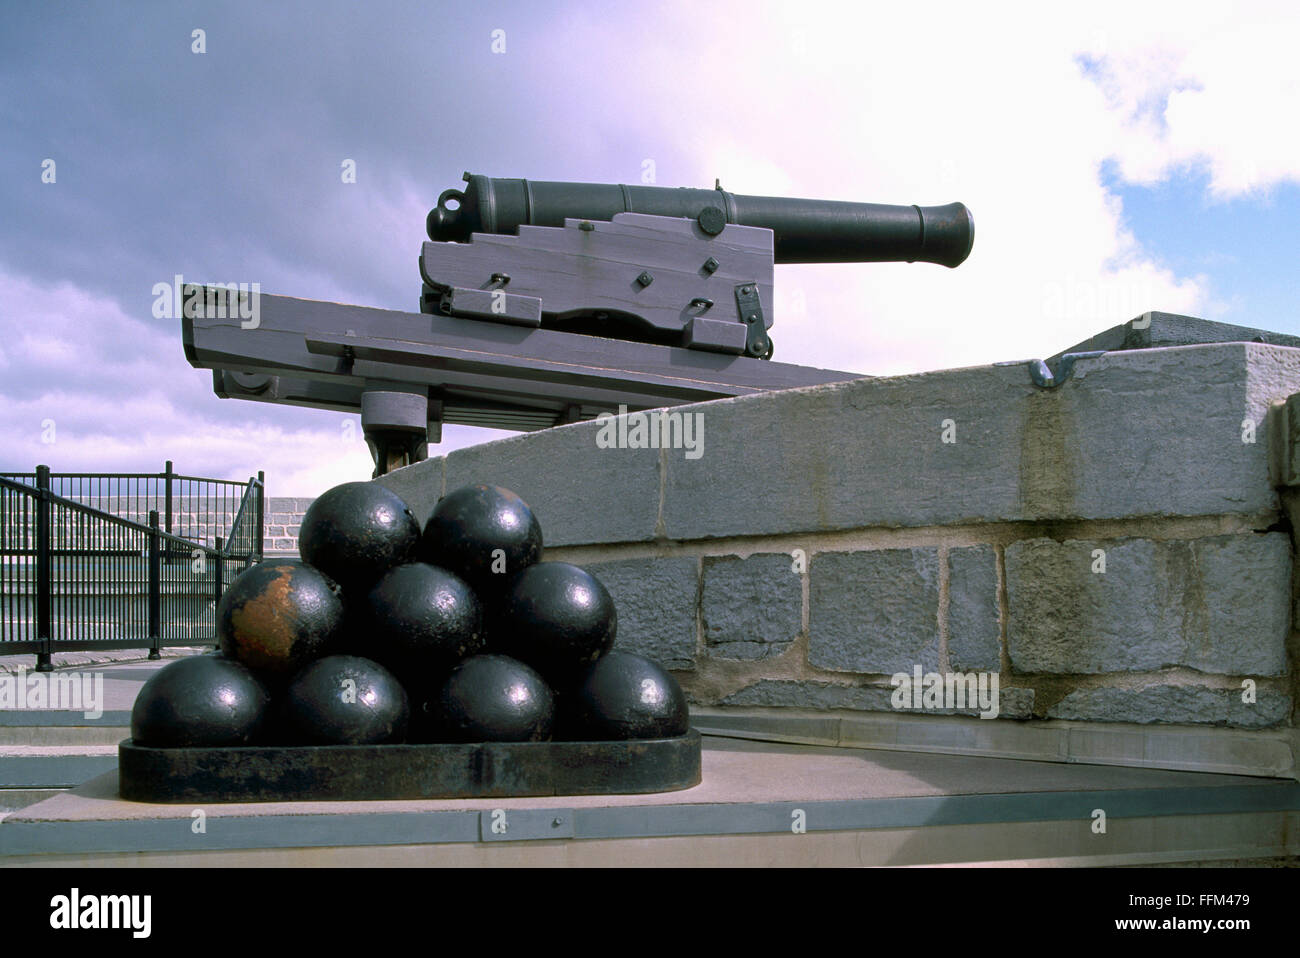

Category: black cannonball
[362, 562, 484, 676]
[434, 654, 554, 742]
[280, 655, 409, 745]
[216, 559, 344, 676]
[421, 485, 543, 592]
[492, 562, 616, 681]
[131, 655, 272, 747]
[299, 481, 421, 592]
[569, 651, 689, 740]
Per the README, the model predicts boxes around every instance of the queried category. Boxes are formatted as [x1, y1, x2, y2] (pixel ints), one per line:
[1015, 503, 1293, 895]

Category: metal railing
[0, 460, 263, 559]
[0, 465, 265, 670]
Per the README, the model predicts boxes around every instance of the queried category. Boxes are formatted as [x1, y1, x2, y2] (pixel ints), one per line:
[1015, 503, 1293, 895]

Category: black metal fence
[0, 461, 263, 556]
[0, 465, 265, 670]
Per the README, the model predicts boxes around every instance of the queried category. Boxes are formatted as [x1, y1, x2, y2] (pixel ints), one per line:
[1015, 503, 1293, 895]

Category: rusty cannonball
[363, 562, 484, 676]
[299, 481, 421, 592]
[569, 650, 689, 740]
[131, 655, 272, 747]
[216, 559, 344, 676]
[492, 562, 616, 681]
[420, 485, 542, 592]
[434, 654, 555, 743]
[280, 655, 409, 745]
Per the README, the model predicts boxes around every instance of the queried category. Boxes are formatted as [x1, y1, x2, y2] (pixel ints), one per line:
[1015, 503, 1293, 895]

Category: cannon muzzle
[429, 173, 974, 268]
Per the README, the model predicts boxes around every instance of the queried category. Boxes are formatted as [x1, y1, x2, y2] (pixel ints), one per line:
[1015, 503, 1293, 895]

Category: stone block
[809, 548, 941, 674]
[947, 545, 1000, 671]
[1047, 685, 1291, 728]
[701, 553, 801, 660]
[662, 344, 1300, 539]
[586, 557, 698, 670]
[1007, 534, 1290, 675]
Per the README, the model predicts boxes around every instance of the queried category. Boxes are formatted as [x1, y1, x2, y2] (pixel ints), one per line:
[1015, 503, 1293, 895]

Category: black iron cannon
[428, 173, 974, 267]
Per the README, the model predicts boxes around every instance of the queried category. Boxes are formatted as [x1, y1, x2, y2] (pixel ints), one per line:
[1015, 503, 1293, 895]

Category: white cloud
[542, 1, 1294, 374]
[1081, 6, 1300, 198]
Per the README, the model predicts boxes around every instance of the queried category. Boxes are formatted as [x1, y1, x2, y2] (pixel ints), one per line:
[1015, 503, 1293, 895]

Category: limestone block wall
[264, 498, 313, 555]
[375, 341, 1300, 777]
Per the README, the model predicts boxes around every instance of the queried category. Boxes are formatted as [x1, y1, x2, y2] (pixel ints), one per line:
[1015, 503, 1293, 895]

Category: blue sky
[2, 1, 1297, 493]
[1107, 168, 1300, 327]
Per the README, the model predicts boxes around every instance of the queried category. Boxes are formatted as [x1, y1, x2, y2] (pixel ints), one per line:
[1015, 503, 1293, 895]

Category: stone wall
[371, 340, 1300, 776]
[264, 498, 313, 555]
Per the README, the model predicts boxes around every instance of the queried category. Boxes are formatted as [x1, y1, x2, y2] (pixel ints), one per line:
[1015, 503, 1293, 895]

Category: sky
[1, 0, 1297, 495]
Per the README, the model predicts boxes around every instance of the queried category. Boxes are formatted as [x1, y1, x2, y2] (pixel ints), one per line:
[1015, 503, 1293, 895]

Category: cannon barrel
[428, 174, 974, 268]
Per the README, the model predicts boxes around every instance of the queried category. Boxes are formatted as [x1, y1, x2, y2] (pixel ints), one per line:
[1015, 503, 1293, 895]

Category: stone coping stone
[664, 343, 1300, 540]
[1050, 312, 1300, 362]
[690, 708, 1298, 778]
[372, 342, 1300, 545]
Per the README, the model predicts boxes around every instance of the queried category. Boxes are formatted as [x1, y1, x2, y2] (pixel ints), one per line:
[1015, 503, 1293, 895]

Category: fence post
[148, 510, 161, 660]
[213, 536, 224, 650]
[163, 459, 174, 537]
[35, 465, 52, 673]
[255, 470, 265, 563]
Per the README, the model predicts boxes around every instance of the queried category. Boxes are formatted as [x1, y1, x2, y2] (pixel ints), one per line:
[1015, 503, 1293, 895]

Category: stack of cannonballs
[130, 482, 689, 749]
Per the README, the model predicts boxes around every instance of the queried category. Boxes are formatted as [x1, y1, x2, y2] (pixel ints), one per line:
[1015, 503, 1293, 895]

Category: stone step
[0, 660, 167, 790]
[0, 788, 65, 813]
[0, 724, 128, 746]
[0, 745, 119, 788]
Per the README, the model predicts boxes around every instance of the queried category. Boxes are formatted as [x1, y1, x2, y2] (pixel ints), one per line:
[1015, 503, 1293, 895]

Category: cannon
[428, 174, 974, 265]
[182, 172, 975, 474]
[419, 173, 974, 360]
